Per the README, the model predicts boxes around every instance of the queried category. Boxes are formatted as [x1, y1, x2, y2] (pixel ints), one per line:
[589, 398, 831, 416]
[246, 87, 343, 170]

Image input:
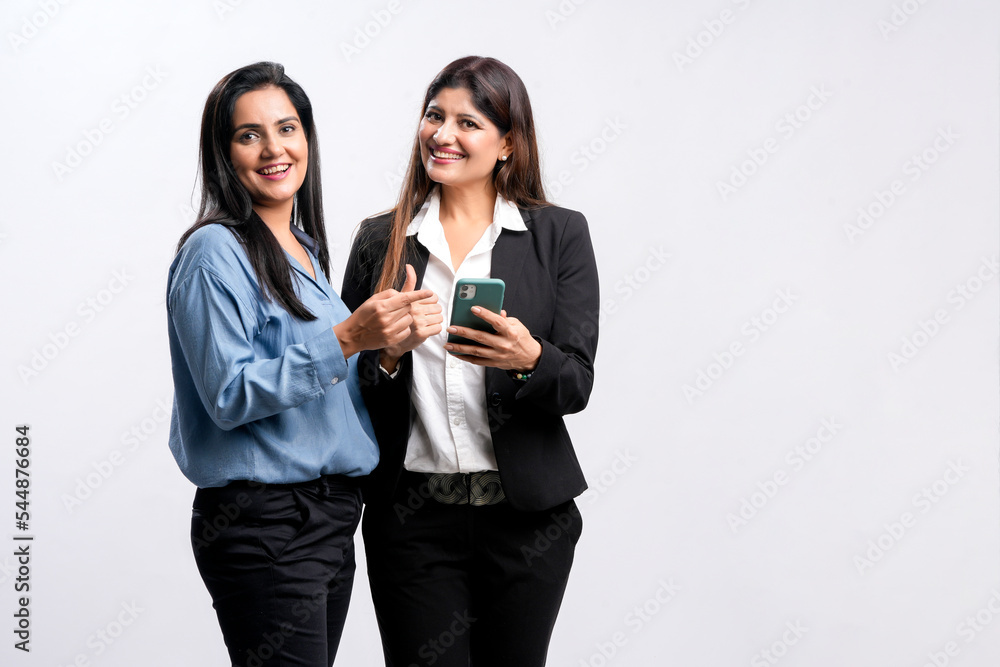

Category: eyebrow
[232, 116, 301, 133]
[426, 105, 482, 123]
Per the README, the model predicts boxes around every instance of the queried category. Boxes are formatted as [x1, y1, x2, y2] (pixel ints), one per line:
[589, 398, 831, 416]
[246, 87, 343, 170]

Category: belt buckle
[426, 471, 505, 506]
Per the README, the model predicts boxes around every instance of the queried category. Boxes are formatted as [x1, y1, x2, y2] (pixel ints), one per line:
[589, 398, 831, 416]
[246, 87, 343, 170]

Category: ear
[500, 133, 514, 158]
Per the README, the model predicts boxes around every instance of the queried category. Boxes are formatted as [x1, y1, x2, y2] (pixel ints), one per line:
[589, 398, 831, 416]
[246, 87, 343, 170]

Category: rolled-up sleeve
[169, 266, 348, 430]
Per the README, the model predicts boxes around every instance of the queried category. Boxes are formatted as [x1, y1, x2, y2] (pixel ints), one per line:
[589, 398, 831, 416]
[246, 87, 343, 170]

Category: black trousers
[363, 471, 583, 667]
[191, 475, 362, 667]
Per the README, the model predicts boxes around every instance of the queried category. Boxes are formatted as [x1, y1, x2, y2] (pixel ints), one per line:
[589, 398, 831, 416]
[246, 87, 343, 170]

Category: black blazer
[341, 204, 599, 512]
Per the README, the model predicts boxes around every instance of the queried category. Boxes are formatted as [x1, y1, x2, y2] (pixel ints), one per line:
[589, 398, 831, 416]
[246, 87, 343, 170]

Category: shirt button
[453, 417, 462, 426]
[331, 377, 339, 386]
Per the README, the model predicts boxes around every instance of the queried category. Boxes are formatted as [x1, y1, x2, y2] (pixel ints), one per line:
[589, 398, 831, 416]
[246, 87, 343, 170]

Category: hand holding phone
[447, 278, 505, 346]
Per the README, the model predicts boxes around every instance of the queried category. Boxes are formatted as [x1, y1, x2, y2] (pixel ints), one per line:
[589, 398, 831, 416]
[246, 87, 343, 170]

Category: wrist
[379, 349, 401, 373]
[333, 322, 360, 359]
[508, 368, 533, 383]
[522, 338, 542, 371]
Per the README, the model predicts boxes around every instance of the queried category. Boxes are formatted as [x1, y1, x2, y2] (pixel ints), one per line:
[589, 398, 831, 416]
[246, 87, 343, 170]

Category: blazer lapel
[489, 208, 532, 307]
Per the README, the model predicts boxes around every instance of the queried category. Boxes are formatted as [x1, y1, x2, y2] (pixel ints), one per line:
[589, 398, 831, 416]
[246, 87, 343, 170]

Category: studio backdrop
[2, 0, 998, 665]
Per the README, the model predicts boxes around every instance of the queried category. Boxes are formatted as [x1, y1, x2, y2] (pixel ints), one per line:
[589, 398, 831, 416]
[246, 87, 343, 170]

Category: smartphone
[448, 278, 505, 346]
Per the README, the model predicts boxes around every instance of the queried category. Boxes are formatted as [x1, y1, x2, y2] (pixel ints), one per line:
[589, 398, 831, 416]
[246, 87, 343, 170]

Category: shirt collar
[290, 224, 319, 255]
[406, 188, 527, 237]
[248, 210, 320, 256]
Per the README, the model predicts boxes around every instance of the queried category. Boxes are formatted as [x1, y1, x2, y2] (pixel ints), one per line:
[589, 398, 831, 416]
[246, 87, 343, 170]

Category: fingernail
[471, 306, 481, 313]
[444, 344, 453, 350]
[447, 326, 457, 333]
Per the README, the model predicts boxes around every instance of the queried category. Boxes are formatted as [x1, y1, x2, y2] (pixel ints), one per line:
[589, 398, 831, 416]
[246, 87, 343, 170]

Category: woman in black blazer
[341, 55, 599, 667]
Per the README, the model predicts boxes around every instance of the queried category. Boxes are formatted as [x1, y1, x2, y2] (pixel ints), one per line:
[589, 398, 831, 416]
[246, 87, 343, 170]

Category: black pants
[191, 476, 362, 667]
[363, 471, 583, 667]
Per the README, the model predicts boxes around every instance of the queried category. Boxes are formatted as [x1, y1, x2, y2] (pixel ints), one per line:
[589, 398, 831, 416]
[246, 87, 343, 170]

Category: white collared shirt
[403, 189, 527, 473]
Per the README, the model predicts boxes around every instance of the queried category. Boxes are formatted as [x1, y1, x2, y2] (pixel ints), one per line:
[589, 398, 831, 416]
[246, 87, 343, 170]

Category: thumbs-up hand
[400, 263, 417, 293]
[380, 264, 443, 373]
[333, 264, 436, 359]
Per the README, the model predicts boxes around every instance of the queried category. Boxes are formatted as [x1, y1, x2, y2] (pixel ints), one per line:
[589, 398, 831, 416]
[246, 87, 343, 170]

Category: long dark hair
[374, 56, 549, 292]
[177, 61, 328, 320]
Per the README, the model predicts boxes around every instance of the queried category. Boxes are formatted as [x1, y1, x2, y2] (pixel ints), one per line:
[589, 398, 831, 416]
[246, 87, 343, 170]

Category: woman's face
[229, 86, 308, 211]
[418, 87, 510, 190]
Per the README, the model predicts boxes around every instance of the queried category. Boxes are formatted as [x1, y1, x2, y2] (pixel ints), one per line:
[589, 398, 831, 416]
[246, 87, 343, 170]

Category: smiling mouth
[431, 149, 465, 160]
[257, 164, 290, 175]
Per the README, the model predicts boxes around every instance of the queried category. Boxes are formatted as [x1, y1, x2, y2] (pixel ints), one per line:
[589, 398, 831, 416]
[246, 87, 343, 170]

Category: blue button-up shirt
[166, 223, 378, 488]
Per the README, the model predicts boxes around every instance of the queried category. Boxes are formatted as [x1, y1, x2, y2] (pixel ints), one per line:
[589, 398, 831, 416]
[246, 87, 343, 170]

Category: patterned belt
[425, 471, 506, 506]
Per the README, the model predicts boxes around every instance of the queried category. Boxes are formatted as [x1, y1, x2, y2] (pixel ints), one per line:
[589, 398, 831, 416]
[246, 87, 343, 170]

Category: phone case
[448, 278, 506, 346]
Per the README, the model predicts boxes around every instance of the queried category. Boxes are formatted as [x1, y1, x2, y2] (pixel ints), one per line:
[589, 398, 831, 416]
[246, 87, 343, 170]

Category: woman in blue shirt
[166, 61, 433, 667]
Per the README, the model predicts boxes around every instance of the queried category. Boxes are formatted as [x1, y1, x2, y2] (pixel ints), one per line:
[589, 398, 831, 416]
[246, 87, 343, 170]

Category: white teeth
[258, 164, 289, 175]
[432, 150, 464, 160]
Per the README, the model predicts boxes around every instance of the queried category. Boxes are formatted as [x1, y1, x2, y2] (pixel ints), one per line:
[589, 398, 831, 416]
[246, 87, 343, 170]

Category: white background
[2, 0, 998, 665]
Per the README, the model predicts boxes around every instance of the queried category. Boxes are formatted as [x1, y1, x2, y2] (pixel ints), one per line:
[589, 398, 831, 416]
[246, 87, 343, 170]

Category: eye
[238, 131, 259, 143]
[280, 124, 297, 134]
[424, 111, 443, 122]
[462, 120, 479, 129]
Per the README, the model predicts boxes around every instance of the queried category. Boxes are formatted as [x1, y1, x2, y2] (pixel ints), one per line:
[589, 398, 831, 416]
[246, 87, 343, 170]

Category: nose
[433, 120, 457, 145]
[260, 131, 284, 158]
